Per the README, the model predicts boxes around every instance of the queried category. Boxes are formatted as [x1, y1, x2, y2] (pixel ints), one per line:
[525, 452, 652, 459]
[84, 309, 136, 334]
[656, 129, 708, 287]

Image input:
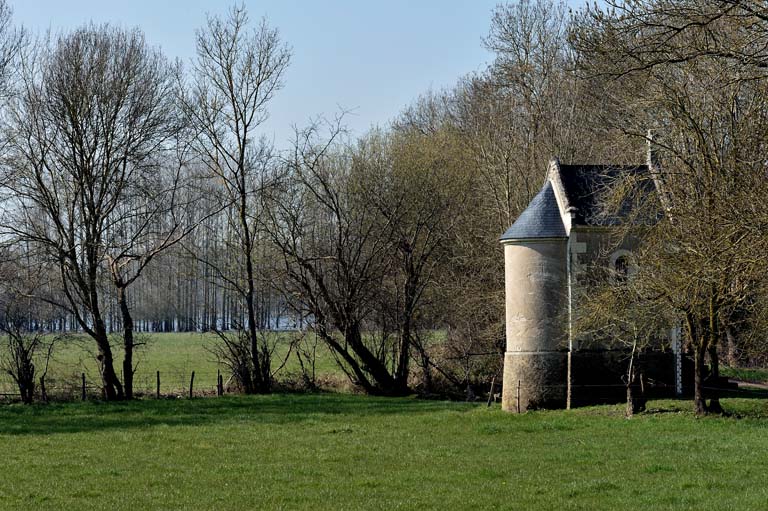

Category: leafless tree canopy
[183, 5, 291, 393]
[1, 24, 182, 399]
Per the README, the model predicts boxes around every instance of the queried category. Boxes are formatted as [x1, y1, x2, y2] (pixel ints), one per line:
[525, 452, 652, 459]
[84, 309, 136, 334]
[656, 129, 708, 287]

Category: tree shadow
[717, 385, 768, 400]
[0, 393, 475, 436]
[641, 390, 768, 419]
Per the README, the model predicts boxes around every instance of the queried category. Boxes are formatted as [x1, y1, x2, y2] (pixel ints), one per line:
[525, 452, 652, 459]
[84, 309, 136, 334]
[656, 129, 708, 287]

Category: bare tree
[2, 25, 181, 400]
[105, 135, 197, 398]
[384, 0, 623, 397]
[0, 250, 59, 404]
[574, 231, 674, 417]
[0, 294, 56, 404]
[266, 120, 406, 395]
[572, 0, 768, 414]
[0, 1, 22, 92]
[183, 5, 291, 393]
[364, 126, 472, 393]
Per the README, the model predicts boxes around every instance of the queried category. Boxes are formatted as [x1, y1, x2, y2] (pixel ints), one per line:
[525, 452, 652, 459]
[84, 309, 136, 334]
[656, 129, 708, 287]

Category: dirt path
[729, 378, 768, 390]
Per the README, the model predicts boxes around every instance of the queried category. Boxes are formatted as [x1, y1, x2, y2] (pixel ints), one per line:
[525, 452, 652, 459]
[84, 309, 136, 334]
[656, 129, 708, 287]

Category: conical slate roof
[500, 181, 566, 241]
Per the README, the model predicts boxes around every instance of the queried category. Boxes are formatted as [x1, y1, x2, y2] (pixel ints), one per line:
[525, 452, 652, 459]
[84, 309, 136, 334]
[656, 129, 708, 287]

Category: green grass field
[3, 333, 768, 509]
[0, 332, 343, 397]
[1, 394, 768, 510]
[3, 330, 454, 397]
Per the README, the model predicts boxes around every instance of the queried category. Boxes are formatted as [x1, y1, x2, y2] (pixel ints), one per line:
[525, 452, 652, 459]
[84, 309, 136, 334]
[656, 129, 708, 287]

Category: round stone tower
[500, 180, 568, 412]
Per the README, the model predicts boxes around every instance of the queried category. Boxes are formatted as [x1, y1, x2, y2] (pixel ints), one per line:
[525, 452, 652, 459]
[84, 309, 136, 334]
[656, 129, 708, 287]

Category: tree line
[0, 1, 767, 415]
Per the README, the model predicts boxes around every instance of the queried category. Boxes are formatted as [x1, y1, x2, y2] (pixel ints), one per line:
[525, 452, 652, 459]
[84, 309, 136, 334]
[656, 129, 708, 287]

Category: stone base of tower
[501, 351, 567, 412]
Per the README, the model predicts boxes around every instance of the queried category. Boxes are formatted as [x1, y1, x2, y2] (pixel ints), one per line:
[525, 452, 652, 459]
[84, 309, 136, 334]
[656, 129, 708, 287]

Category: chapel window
[614, 255, 630, 283]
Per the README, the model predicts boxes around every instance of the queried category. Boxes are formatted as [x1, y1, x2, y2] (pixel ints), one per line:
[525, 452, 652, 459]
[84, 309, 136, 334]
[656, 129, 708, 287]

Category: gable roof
[556, 164, 650, 226]
[500, 181, 566, 241]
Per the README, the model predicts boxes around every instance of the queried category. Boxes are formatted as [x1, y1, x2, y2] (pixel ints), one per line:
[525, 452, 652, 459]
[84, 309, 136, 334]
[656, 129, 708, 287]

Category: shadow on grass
[0, 393, 475, 436]
[717, 385, 768, 400]
[640, 392, 768, 420]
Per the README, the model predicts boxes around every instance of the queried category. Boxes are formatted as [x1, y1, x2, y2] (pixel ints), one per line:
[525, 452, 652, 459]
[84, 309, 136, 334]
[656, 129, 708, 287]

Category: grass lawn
[1, 394, 768, 510]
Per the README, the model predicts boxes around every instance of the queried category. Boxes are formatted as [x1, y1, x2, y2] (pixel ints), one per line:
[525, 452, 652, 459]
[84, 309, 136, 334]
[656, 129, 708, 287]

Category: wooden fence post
[189, 371, 195, 399]
[81, 373, 86, 401]
[156, 371, 160, 399]
[486, 375, 496, 407]
[217, 369, 223, 396]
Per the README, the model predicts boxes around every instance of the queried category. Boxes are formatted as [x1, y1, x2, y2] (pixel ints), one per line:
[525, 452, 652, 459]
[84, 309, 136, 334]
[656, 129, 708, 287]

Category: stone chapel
[499, 155, 683, 412]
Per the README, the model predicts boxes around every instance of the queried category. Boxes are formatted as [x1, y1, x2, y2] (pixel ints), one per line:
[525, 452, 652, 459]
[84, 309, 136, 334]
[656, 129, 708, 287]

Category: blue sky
[9, 1, 581, 148]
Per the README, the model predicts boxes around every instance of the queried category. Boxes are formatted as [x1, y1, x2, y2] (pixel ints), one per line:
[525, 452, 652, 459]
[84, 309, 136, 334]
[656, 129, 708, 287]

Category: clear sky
[9, 0, 511, 148]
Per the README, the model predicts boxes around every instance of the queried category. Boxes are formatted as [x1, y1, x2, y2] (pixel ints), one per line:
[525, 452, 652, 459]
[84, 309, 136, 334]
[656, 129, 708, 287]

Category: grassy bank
[1, 394, 768, 510]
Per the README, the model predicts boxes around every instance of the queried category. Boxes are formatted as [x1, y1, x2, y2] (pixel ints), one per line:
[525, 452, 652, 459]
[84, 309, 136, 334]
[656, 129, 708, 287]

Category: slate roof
[500, 181, 566, 241]
[558, 164, 649, 226]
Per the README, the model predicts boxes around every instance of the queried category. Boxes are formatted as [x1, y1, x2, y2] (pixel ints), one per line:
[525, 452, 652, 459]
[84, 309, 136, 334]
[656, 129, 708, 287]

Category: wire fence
[0, 367, 227, 401]
[492, 378, 768, 410]
[2, 361, 768, 404]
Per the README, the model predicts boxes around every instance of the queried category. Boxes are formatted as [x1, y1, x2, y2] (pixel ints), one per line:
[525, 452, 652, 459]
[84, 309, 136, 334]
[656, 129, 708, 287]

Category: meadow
[1, 331, 456, 398]
[1, 394, 768, 510]
[2, 334, 768, 509]
[0, 332, 342, 398]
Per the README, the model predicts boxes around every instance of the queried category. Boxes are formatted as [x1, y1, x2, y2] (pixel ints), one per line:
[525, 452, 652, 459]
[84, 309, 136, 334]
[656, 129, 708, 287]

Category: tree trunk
[693, 343, 707, 416]
[95, 331, 123, 400]
[396, 312, 412, 392]
[317, 328, 377, 393]
[637, 371, 647, 413]
[725, 327, 738, 368]
[240, 192, 268, 394]
[346, 323, 404, 395]
[87, 259, 123, 400]
[707, 342, 724, 414]
[88, 302, 123, 401]
[706, 291, 723, 414]
[625, 346, 645, 418]
[15, 369, 33, 404]
[420, 349, 433, 393]
[117, 285, 135, 399]
[395, 265, 416, 393]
